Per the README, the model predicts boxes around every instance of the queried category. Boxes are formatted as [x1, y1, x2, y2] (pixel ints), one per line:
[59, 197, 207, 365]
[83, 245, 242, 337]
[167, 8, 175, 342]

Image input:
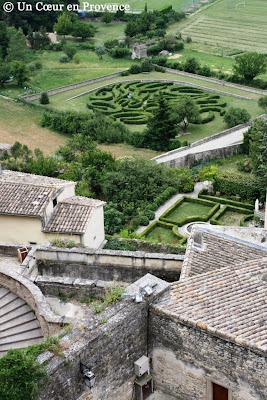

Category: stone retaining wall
[168, 143, 243, 168]
[36, 247, 183, 282]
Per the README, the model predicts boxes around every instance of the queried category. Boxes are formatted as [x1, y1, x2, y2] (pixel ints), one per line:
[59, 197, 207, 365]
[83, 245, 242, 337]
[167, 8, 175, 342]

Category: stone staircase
[0, 285, 44, 358]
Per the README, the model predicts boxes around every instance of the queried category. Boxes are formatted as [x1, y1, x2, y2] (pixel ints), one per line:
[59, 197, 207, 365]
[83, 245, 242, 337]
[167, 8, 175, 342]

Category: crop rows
[87, 82, 227, 125]
[181, 16, 267, 52]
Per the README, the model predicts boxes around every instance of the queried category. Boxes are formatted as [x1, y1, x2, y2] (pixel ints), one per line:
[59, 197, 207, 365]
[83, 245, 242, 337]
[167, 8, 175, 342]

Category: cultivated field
[179, 0, 267, 52]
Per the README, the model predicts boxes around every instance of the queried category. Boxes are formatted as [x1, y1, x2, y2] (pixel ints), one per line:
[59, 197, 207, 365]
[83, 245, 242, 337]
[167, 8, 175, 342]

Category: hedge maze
[87, 81, 227, 125]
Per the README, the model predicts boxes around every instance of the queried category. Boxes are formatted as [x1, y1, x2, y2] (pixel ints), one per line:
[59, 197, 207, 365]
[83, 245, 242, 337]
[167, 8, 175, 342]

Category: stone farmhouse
[0, 169, 105, 248]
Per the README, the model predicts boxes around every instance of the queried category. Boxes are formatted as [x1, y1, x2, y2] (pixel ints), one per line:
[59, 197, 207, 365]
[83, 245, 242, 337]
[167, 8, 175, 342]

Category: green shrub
[223, 107, 251, 128]
[213, 171, 263, 201]
[155, 65, 166, 73]
[39, 91, 49, 105]
[50, 238, 77, 248]
[59, 54, 70, 63]
[198, 190, 254, 210]
[104, 240, 136, 251]
[129, 64, 142, 74]
[121, 70, 130, 76]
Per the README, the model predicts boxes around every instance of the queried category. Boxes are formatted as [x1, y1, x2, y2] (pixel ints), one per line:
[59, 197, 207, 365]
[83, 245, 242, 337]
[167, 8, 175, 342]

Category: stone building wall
[38, 299, 148, 400]
[149, 309, 267, 400]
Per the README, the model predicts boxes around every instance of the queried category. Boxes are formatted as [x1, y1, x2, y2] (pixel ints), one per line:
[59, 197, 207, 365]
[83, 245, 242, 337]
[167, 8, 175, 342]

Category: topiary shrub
[129, 64, 142, 74]
[39, 91, 49, 105]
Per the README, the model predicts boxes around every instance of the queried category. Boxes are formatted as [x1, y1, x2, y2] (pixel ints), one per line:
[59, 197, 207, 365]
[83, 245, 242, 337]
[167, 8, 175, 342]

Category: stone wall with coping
[149, 307, 267, 400]
[36, 247, 183, 282]
[167, 143, 242, 168]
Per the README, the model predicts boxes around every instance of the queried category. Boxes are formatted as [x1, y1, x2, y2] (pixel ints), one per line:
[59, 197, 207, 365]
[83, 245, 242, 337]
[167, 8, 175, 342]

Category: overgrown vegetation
[81, 284, 125, 313]
[0, 336, 63, 400]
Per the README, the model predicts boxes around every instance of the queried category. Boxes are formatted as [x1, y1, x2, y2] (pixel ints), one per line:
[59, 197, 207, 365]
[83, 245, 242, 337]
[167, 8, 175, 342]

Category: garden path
[136, 182, 204, 234]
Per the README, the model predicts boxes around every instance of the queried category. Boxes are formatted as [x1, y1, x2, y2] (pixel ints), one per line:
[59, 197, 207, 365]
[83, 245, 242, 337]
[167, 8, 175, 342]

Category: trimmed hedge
[159, 196, 220, 226]
[240, 214, 254, 227]
[213, 172, 263, 201]
[198, 190, 254, 210]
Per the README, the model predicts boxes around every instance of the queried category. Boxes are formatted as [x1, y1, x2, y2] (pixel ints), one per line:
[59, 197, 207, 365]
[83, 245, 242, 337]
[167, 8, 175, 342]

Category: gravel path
[136, 182, 204, 234]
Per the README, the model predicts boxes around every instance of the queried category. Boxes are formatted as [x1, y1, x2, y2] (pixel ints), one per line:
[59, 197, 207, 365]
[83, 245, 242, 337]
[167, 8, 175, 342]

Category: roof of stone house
[43, 202, 92, 234]
[154, 227, 267, 354]
[0, 169, 75, 188]
[0, 182, 55, 217]
[181, 226, 267, 279]
[156, 257, 267, 354]
[44, 197, 105, 234]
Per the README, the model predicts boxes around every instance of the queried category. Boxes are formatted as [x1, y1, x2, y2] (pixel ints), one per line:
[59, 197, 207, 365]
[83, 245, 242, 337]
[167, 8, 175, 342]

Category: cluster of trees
[155, 52, 267, 89]
[53, 13, 95, 41]
[125, 8, 185, 37]
[0, 22, 29, 87]
[0, 0, 79, 33]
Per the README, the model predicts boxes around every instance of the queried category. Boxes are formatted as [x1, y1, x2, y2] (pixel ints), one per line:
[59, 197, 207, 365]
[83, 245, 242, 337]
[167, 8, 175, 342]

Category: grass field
[145, 226, 178, 243]
[176, 0, 267, 52]
[0, 98, 66, 155]
[165, 201, 212, 223]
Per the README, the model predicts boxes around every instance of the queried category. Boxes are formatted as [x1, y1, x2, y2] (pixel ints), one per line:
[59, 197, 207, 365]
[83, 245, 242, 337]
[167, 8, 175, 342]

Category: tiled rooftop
[0, 170, 75, 188]
[63, 196, 105, 207]
[154, 227, 267, 354]
[0, 182, 55, 217]
[182, 227, 267, 279]
[156, 257, 267, 354]
[44, 202, 93, 234]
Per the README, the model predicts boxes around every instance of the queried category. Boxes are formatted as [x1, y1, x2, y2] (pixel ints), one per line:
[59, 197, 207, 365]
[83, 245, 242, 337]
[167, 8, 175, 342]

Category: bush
[155, 65, 166, 73]
[63, 43, 77, 60]
[121, 70, 130, 76]
[104, 240, 136, 251]
[35, 61, 42, 70]
[39, 91, 49, 105]
[110, 46, 130, 58]
[213, 171, 263, 201]
[223, 107, 251, 128]
[73, 54, 80, 64]
[141, 59, 153, 72]
[58, 54, 70, 63]
[129, 64, 142, 74]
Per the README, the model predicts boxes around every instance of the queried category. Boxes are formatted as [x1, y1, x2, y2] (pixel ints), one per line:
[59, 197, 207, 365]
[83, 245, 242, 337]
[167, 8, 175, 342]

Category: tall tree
[6, 27, 27, 62]
[144, 96, 178, 150]
[0, 22, 9, 59]
[248, 118, 267, 184]
[176, 95, 200, 132]
[53, 13, 73, 38]
[71, 21, 95, 41]
[233, 52, 266, 81]
[0, 62, 11, 87]
[11, 61, 29, 87]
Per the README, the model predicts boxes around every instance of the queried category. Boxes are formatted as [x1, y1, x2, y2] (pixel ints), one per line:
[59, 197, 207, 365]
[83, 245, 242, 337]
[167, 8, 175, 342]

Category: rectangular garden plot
[160, 196, 219, 226]
[141, 221, 186, 245]
[211, 205, 253, 227]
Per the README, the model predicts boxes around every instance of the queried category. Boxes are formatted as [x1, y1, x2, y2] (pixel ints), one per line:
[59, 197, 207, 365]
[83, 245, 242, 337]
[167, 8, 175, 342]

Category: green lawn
[145, 226, 178, 244]
[218, 210, 250, 226]
[90, 22, 126, 44]
[166, 201, 212, 223]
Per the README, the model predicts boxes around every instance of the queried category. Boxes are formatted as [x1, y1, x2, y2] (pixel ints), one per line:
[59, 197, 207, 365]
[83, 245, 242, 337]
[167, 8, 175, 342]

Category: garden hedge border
[198, 190, 254, 210]
[210, 204, 253, 226]
[240, 214, 254, 227]
[159, 196, 219, 226]
[140, 220, 187, 245]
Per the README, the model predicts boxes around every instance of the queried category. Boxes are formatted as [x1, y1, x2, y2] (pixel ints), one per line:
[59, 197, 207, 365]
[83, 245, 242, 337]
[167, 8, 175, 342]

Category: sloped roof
[0, 169, 75, 188]
[0, 182, 55, 217]
[182, 227, 267, 278]
[156, 257, 267, 354]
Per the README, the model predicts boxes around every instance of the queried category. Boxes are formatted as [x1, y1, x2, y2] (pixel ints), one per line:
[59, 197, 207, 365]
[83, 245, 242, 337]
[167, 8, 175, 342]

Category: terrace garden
[140, 192, 255, 245]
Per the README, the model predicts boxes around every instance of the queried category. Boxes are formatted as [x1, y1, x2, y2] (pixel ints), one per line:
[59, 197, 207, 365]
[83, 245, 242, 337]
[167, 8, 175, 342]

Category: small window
[53, 198, 57, 208]
[213, 382, 228, 400]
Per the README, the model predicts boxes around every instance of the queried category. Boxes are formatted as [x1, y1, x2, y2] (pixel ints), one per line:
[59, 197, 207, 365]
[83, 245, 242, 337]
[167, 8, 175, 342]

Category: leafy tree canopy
[233, 52, 266, 81]
[223, 107, 251, 128]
